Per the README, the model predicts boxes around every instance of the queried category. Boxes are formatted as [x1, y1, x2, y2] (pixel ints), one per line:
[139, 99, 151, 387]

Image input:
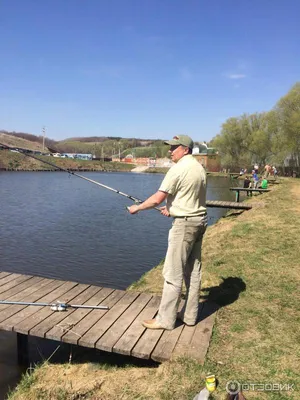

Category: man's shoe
[142, 319, 165, 329]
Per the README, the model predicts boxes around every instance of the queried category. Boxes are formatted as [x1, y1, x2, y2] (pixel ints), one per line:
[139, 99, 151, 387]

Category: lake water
[0, 171, 235, 289]
[0, 171, 235, 398]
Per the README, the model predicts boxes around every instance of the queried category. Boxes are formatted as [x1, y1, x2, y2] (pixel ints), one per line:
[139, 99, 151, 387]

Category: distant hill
[0, 130, 169, 158]
[0, 130, 59, 152]
[0, 132, 49, 152]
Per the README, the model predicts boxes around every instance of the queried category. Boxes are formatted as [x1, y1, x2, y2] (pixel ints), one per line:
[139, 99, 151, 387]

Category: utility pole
[112, 142, 115, 160]
[42, 126, 46, 152]
[118, 143, 121, 161]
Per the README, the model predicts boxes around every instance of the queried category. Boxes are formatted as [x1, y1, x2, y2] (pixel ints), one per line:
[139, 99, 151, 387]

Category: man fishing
[128, 135, 207, 330]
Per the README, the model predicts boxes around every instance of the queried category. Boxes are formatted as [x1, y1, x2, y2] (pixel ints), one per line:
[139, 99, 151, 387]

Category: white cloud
[227, 73, 246, 80]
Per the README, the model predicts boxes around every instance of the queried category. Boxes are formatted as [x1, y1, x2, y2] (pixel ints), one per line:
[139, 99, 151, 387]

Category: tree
[275, 82, 300, 167]
[245, 112, 274, 165]
[211, 117, 251, 169]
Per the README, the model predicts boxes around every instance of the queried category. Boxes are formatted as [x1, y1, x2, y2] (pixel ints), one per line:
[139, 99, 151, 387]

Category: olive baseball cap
[164, 135, 194, 149]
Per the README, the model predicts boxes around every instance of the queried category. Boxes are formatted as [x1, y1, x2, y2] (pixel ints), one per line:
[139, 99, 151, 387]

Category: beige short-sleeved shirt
[159, 154, 207, 217]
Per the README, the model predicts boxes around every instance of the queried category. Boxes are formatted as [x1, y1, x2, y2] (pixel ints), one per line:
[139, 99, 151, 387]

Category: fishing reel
[50, 301, 69, 311]
[125, 201, 141, 214]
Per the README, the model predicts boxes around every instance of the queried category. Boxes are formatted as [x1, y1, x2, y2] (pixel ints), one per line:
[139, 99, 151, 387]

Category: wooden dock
[206, 200, 252, 210]
[0, 272, 218, 364]
[229, 187, 270, 202]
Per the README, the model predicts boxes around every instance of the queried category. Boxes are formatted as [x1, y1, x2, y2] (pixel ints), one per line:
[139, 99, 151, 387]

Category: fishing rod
[0, 300, 109, 311]
[0, 142, 160, 210]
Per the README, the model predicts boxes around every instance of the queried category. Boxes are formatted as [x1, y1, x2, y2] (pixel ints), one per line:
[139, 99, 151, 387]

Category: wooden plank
[151, 324, 184, 362]
[172, 303, 204, 358]
[64, 289, 122, 345]
[185, 302, 219, 364]
[114, 296, 161, 356]
[0, 279, 76, 330]
[0, 271, 218, 363]
[28, 284, 92, 338]
[45, 285, 103, 341]
[131, 326, 164, 360]
[131, 299, 182, 361]
[0, 276, 47, 307]
[79, 291, 139, 348]
[206, 200, 251, 210]
[0, 279, 66, 328]
[0, 273, 20, 287]
[10, 281, 80, 334]
[0, 272, 12, 280]
[230, 188, 270, 192]
[0, 277, 48, 322]
[0, 274, 32, 297]
[172, 325, 197, 357]
[97, 293, 152, 352]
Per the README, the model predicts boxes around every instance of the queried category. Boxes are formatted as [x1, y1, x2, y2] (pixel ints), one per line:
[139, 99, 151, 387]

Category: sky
[0, 0, 299, 142]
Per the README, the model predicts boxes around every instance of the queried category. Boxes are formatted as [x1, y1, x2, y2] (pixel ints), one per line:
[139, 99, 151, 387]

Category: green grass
[7, 367, 39, 399]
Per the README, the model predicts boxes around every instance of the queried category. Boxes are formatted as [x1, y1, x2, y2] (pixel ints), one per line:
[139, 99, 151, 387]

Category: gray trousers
[156, 215, 207, 329]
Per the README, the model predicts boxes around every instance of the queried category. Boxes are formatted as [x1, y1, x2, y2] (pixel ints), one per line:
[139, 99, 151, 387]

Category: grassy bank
[145, 167, 169, 174]
[0, 151, 135, 172]
[8, 179, 300, 399]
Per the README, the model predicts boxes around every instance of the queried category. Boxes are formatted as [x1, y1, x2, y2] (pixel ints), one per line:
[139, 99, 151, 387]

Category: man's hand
[127, 191, 168, 215]
[128, 204, 140, 214]
[160, 206, 170, 217]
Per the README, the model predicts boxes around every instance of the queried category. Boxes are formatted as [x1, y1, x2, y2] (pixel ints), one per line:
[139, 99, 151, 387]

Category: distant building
[122, 154, 134, 163]
[61, 153, 92, 160]
[62, 153, 75, 159]
[193, 146, 221, 172]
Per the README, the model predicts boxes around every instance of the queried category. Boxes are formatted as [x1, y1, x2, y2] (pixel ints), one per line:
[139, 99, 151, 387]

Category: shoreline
[0, 150, 225, 175]
[0, 166, 230, 176]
